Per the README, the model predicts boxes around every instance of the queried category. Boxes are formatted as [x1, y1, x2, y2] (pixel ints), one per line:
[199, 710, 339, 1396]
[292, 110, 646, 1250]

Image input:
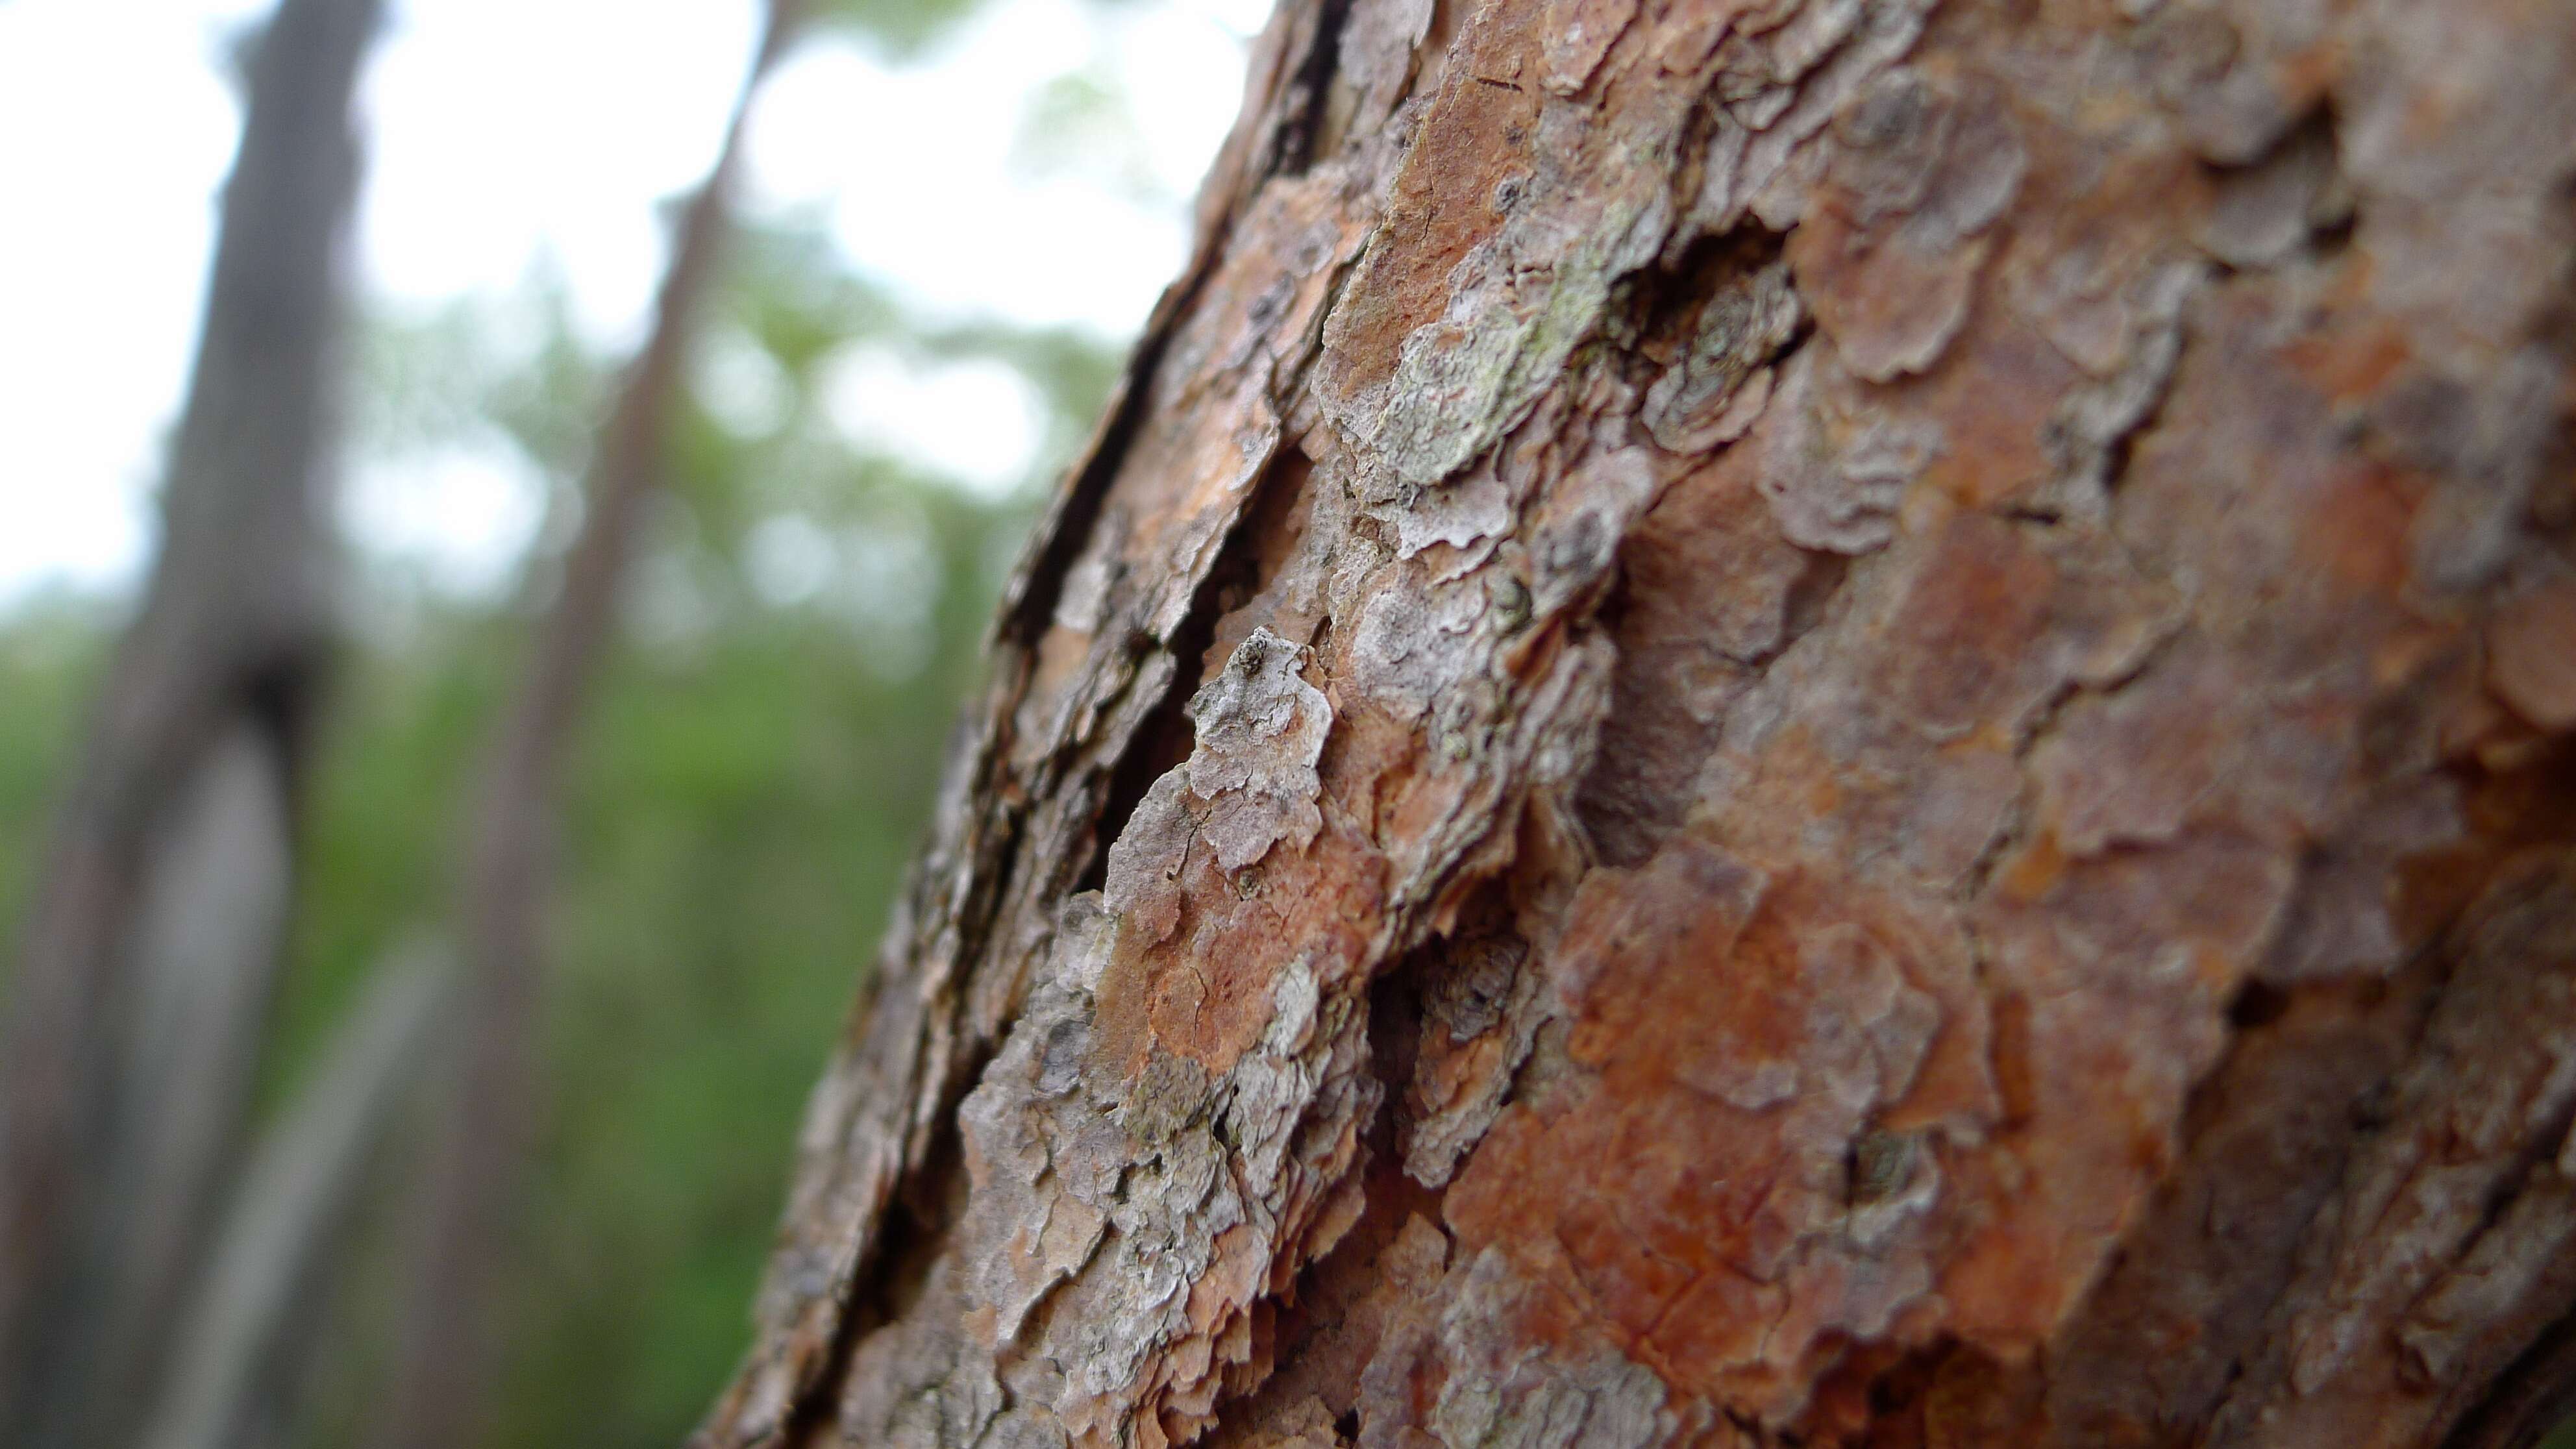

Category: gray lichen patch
[1422, 1250, 1676, 1449]
[1383, 464, 1518, 563]
[1104, 773, 1202, 950]
[1347, 573, 1491, 724]
[1322, 34, 1703, 491]
[1366, 173, 1677, 488]
[1755, 346, 1940, 554]
[1183, 627, 1334, 872]
[955, 927, 1381, 1449]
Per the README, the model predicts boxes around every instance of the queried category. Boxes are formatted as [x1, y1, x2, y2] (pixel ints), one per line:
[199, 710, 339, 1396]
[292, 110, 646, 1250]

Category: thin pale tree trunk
[0, 1, 382, 1442]
[373, 6, 805, 1446]
[696, 0, 2576, 1446]
[140, 943, 449, 1449]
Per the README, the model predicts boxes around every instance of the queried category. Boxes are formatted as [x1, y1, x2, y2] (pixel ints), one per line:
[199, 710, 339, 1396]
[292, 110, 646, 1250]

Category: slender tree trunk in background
[0, 0, 381, 1443]
[372, 6, 804, 1447]
[142, 944, 449, 1449]
[696, 0, 2576, 1446]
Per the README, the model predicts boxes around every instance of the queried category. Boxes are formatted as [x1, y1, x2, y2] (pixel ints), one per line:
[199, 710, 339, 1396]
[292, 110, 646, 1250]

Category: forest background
[0, 0, 1251, 1442]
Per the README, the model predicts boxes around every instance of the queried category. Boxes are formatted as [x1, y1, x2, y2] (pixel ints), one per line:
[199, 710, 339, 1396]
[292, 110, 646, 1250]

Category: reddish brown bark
[699, 1, 2576, 1445]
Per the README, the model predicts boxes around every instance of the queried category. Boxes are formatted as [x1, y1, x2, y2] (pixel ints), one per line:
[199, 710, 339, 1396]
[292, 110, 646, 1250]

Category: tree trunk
[696, 0, 2576, 1445]
[0, 1, 380, 1442]
[375, 8, 803, 1446]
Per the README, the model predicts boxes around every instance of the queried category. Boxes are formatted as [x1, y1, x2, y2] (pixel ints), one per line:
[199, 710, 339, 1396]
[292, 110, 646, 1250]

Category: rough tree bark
[699, 0, 2576, 1445]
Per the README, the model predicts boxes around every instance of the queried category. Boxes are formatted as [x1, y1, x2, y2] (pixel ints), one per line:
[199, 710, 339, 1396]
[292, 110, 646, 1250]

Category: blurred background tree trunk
[0, 0, 382, 1443]
[372, 7, 807, 1449]
[694, 0, 2576, 1446]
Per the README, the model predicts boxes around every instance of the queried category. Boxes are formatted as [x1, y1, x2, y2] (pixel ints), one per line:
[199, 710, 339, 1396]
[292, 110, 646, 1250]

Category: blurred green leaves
[1, 7, 1132, 1446]
[1012, 67, 1166, 203]
[276, 204, 1117, 1448]
[810, 0, 986, 60]
[0, 601, 110, 1002]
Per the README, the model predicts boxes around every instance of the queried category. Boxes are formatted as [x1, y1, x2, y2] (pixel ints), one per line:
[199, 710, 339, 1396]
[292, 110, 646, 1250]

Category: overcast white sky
[0, 0, 1259, 608]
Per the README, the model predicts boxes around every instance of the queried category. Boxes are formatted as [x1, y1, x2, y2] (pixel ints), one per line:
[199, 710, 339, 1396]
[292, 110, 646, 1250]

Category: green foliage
[1012, 68, 1166, 203]
[266, 204, 1111, 1449]
[262, 612, 504, 1108]
[507, 612, 971, 1444]
[809, 0, 989, 61]
[3, 28, 1129, 1449]
[0, 599, 112, 1000]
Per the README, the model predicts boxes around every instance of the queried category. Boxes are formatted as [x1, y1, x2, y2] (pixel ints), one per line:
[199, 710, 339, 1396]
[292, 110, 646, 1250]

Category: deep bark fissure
[728, 25, 1365, 1417]
[1265, 0, 1359, 178]
[1076, 496, 1282, 899]
[2447, 1305, 2576, 1449]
